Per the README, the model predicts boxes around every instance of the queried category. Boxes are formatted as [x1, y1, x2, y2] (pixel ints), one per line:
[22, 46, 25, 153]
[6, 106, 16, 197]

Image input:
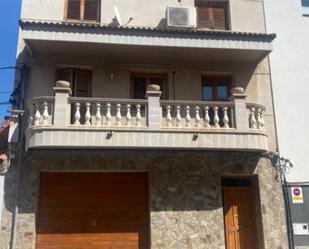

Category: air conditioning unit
[166, 6, 197, 28]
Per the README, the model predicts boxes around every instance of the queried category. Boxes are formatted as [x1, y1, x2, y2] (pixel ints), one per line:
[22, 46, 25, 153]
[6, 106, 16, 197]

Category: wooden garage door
[36, 172, 149, 249]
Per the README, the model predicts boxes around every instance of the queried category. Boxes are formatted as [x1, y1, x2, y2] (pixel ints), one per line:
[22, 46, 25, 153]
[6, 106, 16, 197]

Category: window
[201, 76, 232, 126]
[302, 0, 309, 15]
[195, 0, 229, 30]
[131, 74, 168, 99]
[56, 68, 92, 97]
[202, 76, 231, 101]
[65, 0, 100, 22]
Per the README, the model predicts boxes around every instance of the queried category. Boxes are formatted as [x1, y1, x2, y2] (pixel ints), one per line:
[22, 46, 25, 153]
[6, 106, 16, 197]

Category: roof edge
[19, 19, 276, 41]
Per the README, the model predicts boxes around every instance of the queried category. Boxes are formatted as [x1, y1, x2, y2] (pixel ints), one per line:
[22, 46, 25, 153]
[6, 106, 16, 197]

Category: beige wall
[26, 57, 266, 102]
[20, 0, 266, 33]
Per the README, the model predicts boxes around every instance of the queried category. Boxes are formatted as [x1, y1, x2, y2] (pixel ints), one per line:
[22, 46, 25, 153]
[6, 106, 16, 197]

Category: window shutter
[197, 7, 211, 28]
[133, 77, 147, 99]
[74, 70, 92, 97]
[66, 0, 81, 20]
[84, 0, 100, 21]
[212, 6, 227, 30]
[195, 0, 229, 30]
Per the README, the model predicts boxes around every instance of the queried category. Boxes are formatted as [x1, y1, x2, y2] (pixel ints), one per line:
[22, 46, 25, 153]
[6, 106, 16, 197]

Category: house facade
[264, 0, 309, 248]
[1, 0, 289, 249]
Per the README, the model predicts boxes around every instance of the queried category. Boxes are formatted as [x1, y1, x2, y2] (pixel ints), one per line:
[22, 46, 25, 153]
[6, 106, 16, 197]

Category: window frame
[301, 0, 309, 16]
[55, 68, 92, 97]
[64, 0, 101, 23]
[195, 0, 230, 30]
[201, 76, 232, 101]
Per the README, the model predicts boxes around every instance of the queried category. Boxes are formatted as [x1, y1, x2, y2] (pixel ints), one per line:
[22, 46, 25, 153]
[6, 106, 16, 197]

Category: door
[223, 187, 258, 249]
[36, 172, 149, 249]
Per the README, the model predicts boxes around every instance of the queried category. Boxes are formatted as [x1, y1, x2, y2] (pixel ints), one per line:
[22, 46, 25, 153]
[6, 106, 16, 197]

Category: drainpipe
[9, 116, 23, 249]
[282, 174, 295, 249]
[9, 64, 26, 249]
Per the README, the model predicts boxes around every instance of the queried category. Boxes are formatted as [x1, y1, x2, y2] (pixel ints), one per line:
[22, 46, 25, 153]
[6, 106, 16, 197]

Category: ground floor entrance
[223, 178, 259, 249]
[36, 172, 150, 249]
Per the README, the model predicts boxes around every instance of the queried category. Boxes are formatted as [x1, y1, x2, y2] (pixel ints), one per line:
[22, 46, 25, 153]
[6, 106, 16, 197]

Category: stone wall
[0, 150, 288, 249]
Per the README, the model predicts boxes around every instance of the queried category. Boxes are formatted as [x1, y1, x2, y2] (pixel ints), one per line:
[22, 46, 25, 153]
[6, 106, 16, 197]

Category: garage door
[36, 172, 149, 249]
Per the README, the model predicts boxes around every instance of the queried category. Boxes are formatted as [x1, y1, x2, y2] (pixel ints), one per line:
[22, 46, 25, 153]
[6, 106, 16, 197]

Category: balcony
[25, 82, 268, 151]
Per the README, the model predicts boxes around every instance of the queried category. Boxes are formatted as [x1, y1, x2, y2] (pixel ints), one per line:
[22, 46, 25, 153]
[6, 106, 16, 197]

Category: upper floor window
[65, 0, 101, 22]
[56, 68, 92, 97]
[131, 73, 168, 99]
[301, 0, 309, 16]
[202, 76, 231, 101]
[195, 0, 229, 30]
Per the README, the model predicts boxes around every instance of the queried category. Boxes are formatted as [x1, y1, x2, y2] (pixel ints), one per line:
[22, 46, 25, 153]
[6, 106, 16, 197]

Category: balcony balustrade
[25, 82, 267, 151]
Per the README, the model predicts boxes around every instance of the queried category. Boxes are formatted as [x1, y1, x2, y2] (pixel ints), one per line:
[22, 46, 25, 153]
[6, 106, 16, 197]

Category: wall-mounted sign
[291, 186, 304, 204]
[293, 223, 309, 235]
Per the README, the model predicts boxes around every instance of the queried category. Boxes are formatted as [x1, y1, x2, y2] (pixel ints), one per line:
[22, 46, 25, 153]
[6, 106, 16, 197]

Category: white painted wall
[264, 0, 309, 182]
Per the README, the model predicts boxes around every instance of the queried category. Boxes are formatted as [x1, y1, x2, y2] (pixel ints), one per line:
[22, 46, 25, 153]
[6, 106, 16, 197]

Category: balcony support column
[146, 84, 162, 129]
[231, 87, 248, 132]
[53, 81, 72, 128]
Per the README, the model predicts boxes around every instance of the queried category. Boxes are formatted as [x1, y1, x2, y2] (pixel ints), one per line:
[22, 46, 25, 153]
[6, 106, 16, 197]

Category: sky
[0, 0, 21, 121]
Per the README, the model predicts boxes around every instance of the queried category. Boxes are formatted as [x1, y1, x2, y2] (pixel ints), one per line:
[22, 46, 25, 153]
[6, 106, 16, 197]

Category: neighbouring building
[0, 0, 289, 249]
[0, 119, 10, 231]
[264, 0, 309, 248]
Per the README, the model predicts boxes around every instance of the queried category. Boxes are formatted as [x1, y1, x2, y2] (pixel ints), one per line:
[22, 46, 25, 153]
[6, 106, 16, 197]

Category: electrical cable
[0, 67, 21, 70]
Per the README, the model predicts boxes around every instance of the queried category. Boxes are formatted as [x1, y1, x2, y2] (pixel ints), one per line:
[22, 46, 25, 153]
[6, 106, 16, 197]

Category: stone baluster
[105, 103, 111, 126]
[185, 106, 191, 127]
[166, 105, 172, 127]
[136, 104, 142, 127]
[195, 106, 201, 128]
[95, 103, 102, 126]
[29, 103, 34, 126]
[260, 109, 265, 129]
[85, 103, 91, 126]
[257, 108, 264, 129]
[204, 106, 210, 128]
[116, 104, 122, 126]
[223, 106, 230, 128]
[126, 104, 132, 126]
[74, 102, 81, 125]
[34, 102, 41, 126]
[42, 102, 49, 125]
[176, 106, 182, 127]
[250, 107, 257, 129]
[214, 106, 220, 128]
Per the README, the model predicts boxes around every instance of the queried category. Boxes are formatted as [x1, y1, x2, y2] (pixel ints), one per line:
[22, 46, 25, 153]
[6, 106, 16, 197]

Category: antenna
[114, 5, 122, 26]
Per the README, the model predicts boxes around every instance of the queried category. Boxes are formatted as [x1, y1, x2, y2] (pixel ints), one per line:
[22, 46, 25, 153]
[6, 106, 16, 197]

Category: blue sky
[0, 0, 21, 121]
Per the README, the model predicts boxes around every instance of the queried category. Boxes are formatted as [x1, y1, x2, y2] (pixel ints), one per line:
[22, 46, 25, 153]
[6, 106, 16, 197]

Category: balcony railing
[25, 82, 267, 151]
[68, 97, 148, 128]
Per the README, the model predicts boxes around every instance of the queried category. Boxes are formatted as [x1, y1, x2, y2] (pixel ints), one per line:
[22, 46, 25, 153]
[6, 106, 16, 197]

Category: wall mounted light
[109, 73, 115, 81]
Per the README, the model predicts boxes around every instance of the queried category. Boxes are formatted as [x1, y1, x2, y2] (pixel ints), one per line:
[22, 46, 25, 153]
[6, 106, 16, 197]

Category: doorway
[222, 177, 260, 249]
